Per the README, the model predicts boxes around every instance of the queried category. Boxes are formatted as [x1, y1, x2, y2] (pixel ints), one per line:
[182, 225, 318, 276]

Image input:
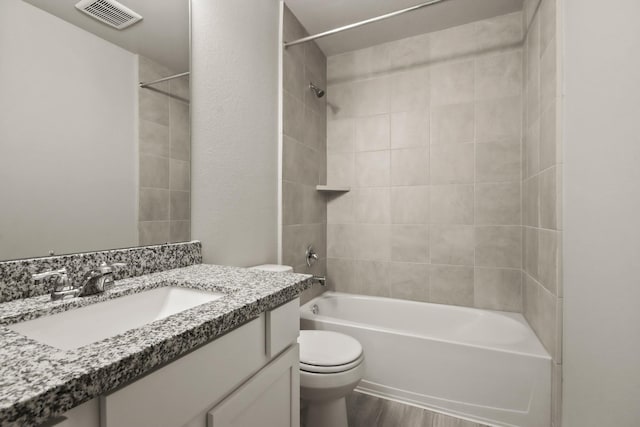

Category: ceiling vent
[75, 0, 143, 30]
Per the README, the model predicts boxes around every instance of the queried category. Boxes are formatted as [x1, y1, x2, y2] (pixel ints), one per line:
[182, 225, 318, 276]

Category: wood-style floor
[302, 391, 490, 427]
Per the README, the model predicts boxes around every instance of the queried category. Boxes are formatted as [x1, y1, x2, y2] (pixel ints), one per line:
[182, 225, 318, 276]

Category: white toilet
[298, 330, 364, 427]
[250, 264, 365, 427]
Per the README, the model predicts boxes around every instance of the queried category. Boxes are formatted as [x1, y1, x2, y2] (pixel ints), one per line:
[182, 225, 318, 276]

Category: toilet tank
[250, 264, 293, 273]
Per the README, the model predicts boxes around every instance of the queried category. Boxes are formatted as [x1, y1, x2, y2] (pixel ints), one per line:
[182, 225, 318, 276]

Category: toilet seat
[300, 353, 364, 373]
[298, 330, 363, 374]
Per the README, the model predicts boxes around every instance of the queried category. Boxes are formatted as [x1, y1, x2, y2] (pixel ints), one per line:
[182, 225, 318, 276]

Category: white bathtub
[300, 292, 551, 427]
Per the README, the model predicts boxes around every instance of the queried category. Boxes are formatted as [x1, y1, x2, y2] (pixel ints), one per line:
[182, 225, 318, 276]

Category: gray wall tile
[389, 262, 429, 301]
[354, 260, 390, 297]
[140, 90, 169, 126]
[390, 68, 430, 112]
[391, 148, 429, 186]
[170, 220, 191, 243]
[170, 190, 190, 221]
[140, 155, 170, 189]
[475, 226, 523, 268]
[391, 186, 430, 224]
[139, 221, 170, 246]
[430, 143, 474, 184]
[391, 111, 429, 148]
[355, 224, 391, 261]
[355, 115, 390, 152]
[430, 185, 474, 224]
[476, 96, 523, 143]
[140, 120, 170, 157]
[139, 188, 170, 221]
[170, 100, 190, 161]
[327, 119, 356, 152]
[326, 258, 355, 292]
[355, 150, 391, 187]
[354, 188, 391, 224]
[430, 103, 475, 145]
[391, 225, 429, 263]
[353, 77, 391, 117]
[327, 151, 354, 186]
[430, 265, 474, 306]
[170, 159, 190, 191]
[476, 141, 522, 183]
[475, 51, 523, 100]
[474, 267, 523, 312]
[283, 181, 304, 226]
[430, 60, 475, 106]
[327, 192, 354, 224]
[430, 225, 475, 266]
[475, 182, 521, 225]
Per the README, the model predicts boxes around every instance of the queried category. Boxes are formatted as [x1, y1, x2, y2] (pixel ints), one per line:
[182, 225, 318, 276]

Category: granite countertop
[0, 264, 312, 426]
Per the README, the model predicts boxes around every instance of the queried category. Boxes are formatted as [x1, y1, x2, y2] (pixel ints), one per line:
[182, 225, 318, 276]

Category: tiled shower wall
[138, 56, 191, 245]
[325, 13, 524, 311]
[522, 0, 563, 425]
[282, 6, 327, 302]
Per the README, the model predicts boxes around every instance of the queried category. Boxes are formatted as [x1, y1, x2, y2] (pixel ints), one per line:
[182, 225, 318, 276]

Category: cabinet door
[102, 316, 268, 427]
[208, 344, 300, 427]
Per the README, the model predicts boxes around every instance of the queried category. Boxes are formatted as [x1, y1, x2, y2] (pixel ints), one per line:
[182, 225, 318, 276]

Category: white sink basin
[9, 287, 224, 350]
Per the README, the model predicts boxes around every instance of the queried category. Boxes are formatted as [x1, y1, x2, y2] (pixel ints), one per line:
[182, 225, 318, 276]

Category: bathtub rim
[300, 292, 551, 360]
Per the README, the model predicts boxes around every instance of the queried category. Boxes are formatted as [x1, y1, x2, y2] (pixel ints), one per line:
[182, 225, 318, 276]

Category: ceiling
[285, 0, 524, 56]
[24, 0, 189, 72]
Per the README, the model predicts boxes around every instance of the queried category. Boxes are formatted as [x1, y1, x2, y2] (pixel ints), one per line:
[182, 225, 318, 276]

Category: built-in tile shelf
[316, 185, 350, 193]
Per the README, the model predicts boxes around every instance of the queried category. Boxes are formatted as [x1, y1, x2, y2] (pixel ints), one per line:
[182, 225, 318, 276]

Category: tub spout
[312, 276, 326, 286]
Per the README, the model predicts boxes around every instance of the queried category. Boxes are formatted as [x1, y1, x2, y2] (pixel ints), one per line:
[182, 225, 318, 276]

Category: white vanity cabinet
[50, 298, 300, 427]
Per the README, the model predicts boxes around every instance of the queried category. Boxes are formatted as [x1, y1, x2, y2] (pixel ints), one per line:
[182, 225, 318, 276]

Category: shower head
[309, 82, 325, 98]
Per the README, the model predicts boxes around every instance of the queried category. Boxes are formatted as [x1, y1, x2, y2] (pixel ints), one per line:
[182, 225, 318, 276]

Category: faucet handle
[306, 246, 318, 267]
[32, 268, 69, 285]
[98, 262, 127, 273]
[32, 268, 78, 301]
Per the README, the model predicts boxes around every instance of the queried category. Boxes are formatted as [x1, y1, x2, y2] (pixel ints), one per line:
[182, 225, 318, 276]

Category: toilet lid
[299, 353, 364, 374]
[298, 330, 363, 367]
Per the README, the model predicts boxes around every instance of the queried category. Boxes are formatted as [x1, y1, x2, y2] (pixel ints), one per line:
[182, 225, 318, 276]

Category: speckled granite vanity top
[0, 264, 312, 426]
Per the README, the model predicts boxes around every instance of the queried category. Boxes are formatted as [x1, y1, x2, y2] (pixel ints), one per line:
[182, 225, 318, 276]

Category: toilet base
[304, 397, 348, 427]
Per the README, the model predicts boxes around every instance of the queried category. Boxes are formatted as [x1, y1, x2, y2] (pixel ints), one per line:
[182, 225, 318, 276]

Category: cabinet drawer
[101, 316, 268, 427]
[265, 298, 300, 358]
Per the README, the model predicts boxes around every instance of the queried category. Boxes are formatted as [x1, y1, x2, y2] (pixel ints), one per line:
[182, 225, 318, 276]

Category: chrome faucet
[32, 262, 126, 301]
[78, 262, 126, 297]
[312, 276, 327, 286]
[32, 268, 79, 301]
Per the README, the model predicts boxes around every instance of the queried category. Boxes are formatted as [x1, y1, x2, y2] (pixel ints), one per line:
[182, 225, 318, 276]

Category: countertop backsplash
[0, 241, 202, 303]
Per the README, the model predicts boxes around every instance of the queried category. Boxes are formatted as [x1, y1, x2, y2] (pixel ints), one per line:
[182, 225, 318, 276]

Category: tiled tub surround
[325, 12, 525, 312]
[282, 6, 328, 304]
[522, 0, 563, 426]
[0, 241, 201, 304]
[138, 55, 192, 245]
[0, 264, 312, 425]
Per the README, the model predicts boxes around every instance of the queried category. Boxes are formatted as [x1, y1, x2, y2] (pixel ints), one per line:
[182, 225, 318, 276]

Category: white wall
[563, 1, 640, 426]
[0, 0, 138, 260]
[191, 0, 280, 266]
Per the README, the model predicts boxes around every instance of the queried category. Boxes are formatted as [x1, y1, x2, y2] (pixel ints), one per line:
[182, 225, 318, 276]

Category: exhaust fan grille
[75, 0, 142, 30]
